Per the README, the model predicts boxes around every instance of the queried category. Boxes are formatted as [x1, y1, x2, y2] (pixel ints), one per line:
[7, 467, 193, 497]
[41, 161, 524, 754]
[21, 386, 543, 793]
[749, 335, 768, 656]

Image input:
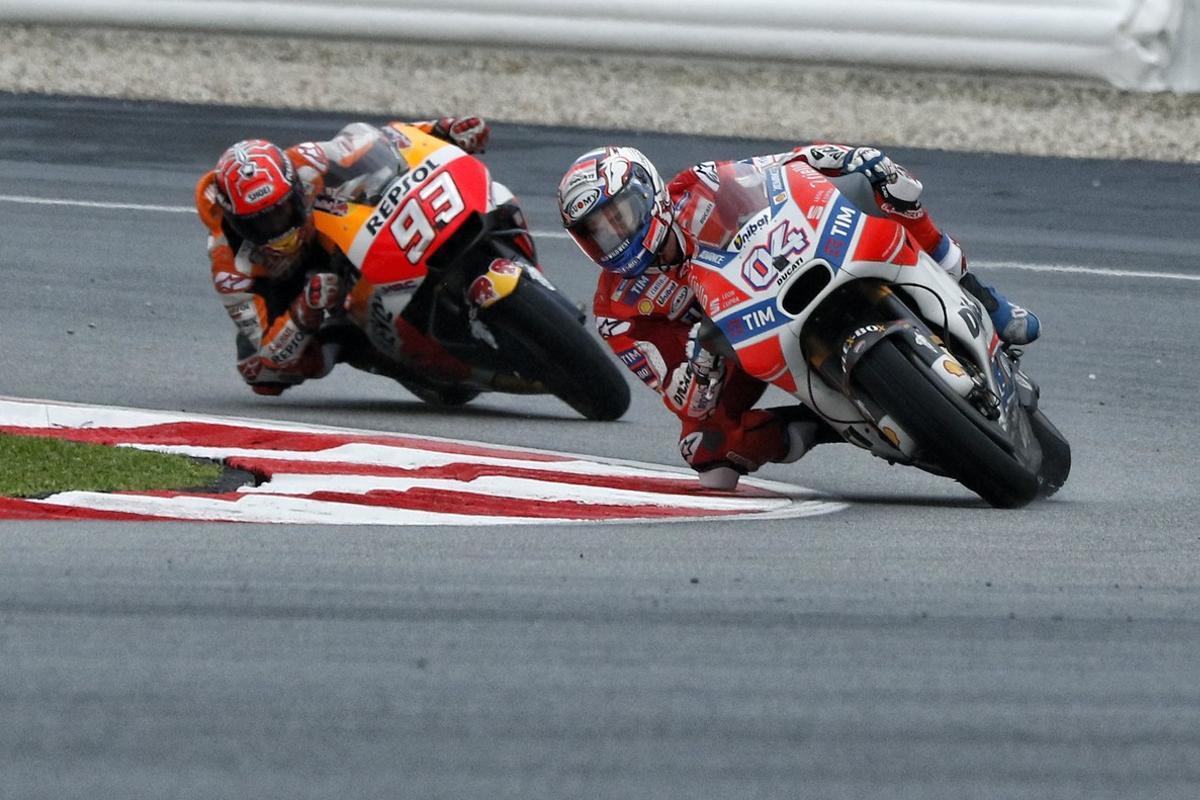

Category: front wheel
[480, 279, 631, 421]
[1029, 408, 1071, 498]
[853, 338, 1040, 508]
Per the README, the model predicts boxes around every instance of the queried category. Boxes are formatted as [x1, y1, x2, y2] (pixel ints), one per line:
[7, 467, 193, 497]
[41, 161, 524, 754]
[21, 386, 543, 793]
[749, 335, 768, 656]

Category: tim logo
[721, 300, 780, 343]
[618, 347, 643, 366]
[741, 306, 776, 331]
[816, 196, 859, 267]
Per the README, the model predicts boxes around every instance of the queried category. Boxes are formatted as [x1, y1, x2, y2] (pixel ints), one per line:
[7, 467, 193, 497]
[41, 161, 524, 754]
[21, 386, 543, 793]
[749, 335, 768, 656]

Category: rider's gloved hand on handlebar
[289, 273, 342, 332]
[842, 147, 899, 187]
[843, 147, 927, 216]
[304, 272, 342, 312]
[435, 116, 491, 154]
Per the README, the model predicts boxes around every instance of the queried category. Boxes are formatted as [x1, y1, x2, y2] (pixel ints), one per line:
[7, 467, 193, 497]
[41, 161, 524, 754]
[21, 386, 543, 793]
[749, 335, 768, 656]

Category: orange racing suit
[194, 119, 484, 395]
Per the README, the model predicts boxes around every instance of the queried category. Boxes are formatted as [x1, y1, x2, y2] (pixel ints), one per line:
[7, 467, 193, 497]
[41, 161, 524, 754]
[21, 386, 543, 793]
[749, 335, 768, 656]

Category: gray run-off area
[2, 23, 1199, 162]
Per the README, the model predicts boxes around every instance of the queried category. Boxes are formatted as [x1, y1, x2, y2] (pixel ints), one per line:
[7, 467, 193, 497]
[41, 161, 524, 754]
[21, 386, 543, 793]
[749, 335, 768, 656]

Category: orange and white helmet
[214, 139, 308, 261]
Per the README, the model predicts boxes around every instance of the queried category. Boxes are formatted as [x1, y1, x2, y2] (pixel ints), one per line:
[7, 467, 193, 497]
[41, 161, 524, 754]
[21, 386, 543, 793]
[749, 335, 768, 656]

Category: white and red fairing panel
[687, 161, 1007, 458]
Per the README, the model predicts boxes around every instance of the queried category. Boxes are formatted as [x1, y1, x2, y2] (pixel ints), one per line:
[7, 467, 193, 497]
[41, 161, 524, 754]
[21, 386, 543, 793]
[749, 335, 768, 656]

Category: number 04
[389, 171, 466, 263]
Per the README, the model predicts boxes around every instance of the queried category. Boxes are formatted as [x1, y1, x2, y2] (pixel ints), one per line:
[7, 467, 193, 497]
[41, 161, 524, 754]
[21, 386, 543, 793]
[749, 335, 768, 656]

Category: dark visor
[229, 188, 305, 246]
[566, 172, 653, 265]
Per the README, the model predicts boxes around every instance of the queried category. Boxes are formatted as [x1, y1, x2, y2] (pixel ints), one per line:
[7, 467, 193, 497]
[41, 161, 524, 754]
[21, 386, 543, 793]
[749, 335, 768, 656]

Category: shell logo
[942, 359, 967, 378]
[881, 426, 901, 448]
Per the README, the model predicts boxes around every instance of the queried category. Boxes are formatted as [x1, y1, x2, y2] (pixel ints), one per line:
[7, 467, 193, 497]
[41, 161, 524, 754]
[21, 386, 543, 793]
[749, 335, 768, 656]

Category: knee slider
[678, 429, 738, 472]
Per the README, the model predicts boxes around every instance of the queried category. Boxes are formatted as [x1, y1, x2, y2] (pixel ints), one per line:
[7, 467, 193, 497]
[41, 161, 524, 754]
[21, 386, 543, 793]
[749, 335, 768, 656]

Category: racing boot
[959, 272, 1041, 345]
[772, 405, 842, 463]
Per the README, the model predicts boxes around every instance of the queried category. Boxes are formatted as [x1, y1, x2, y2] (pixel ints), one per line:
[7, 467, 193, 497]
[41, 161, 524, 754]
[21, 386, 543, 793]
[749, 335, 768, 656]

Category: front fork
[802, 280, 987, 452]
[467, 257, 586, 326]
[804, 282, 970, 390]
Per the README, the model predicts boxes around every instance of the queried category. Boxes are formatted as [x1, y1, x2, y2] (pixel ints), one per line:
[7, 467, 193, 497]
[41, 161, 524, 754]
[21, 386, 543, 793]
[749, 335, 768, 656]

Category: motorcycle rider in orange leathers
[558, 144, 1040, 489]
[195, 117, 492, 396]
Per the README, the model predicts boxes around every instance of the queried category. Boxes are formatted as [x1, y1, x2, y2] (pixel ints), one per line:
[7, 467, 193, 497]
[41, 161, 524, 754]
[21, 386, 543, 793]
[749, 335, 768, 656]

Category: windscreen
[323, 123, 407, 202]
[697, 160, 772, 251]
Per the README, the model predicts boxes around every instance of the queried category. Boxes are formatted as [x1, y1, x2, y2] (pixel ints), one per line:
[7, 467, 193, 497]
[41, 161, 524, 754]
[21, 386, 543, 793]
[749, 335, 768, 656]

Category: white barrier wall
[0, 0, 1195, 91]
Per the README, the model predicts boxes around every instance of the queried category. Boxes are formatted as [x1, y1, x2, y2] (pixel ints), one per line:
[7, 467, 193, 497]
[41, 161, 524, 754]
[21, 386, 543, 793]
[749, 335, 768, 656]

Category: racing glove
[842, 146, 926, 215]
[841, 146, 898, 187]
[305, 272, 342, 311]
[434, 116, 490, 154]
[664, 324, 726, 420]
[289, 272, 343, 332]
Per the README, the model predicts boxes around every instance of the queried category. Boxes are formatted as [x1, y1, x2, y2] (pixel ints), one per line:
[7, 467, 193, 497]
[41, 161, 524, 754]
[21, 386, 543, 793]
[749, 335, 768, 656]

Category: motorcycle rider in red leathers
[558, 144, 1041, 489]
[194, 117, 492, 396]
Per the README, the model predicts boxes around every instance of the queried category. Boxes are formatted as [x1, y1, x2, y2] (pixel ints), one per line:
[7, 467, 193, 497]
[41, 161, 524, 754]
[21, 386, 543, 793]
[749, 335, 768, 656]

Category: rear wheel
[481, 279, 631, 421]
[853, 338, 1039, 508]
[397, 377, 481, 407]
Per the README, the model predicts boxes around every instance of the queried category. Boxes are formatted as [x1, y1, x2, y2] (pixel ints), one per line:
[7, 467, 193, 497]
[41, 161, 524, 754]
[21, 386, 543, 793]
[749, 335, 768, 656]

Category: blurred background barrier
[0, 0, 1194, 91]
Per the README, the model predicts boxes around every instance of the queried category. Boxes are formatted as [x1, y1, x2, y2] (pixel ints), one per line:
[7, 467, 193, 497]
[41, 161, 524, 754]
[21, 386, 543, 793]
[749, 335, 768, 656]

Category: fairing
[685, 159, 1013, 462]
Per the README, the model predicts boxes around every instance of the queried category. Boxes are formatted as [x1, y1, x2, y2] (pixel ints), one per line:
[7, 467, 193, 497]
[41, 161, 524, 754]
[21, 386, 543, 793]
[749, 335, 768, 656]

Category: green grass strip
[0, 432, 223, 498]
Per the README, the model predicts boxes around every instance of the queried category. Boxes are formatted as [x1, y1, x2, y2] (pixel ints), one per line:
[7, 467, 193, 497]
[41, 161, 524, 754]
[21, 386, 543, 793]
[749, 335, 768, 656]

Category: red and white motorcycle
[312, 123, 630, 421]
[687, 159, 1070, 507]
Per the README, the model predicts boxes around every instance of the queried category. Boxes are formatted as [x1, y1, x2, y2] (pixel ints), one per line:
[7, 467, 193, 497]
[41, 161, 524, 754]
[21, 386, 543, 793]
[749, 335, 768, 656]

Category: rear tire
[481, 279, 631, 421]
[397, 377, 481, 407]
[854, 338, 1040, 508]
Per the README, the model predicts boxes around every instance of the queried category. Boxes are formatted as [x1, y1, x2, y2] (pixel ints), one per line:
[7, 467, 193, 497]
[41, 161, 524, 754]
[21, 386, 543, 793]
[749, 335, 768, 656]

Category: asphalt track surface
[1, 94, 1198, 799]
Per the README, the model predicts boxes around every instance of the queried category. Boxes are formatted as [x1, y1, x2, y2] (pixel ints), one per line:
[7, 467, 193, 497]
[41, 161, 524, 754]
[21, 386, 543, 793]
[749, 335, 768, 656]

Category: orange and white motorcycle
[312, 124, 629, 421]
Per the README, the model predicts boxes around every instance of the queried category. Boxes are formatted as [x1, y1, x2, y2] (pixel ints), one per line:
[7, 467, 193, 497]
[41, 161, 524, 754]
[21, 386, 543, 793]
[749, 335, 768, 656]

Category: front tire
[481, 280, 631, 421]
[853, 338, 1040, 508]
[1029, 408, 1071, 497]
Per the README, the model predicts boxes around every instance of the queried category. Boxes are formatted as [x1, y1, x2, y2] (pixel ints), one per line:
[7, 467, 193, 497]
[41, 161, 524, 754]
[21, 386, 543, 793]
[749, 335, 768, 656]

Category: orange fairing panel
[388, 124, 451, 167]
[314, 204, 375, 259]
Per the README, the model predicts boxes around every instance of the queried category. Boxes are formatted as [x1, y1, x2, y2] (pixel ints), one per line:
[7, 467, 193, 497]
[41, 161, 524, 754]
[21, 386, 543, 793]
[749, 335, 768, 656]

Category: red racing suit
[194, 119, 481, 395]
[593, 143, 965, 477]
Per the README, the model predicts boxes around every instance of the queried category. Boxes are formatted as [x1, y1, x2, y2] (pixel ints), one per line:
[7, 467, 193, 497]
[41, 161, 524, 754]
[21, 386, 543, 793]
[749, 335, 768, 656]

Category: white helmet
[557, 146, 674, 277]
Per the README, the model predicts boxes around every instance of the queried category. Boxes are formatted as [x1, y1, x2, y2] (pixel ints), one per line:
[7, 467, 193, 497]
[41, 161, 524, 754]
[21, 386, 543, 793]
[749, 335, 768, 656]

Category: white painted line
[3, 193, 1196, 282]
[131, 442, 704, 479]
[0, 193, 195, 214]
[971, 260, 1200, 282]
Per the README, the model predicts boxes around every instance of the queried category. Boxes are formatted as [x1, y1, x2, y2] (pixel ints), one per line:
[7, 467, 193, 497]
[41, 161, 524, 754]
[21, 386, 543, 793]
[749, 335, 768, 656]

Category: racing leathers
[593, 143, 971, 486]
[194, 118, 490, 395]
